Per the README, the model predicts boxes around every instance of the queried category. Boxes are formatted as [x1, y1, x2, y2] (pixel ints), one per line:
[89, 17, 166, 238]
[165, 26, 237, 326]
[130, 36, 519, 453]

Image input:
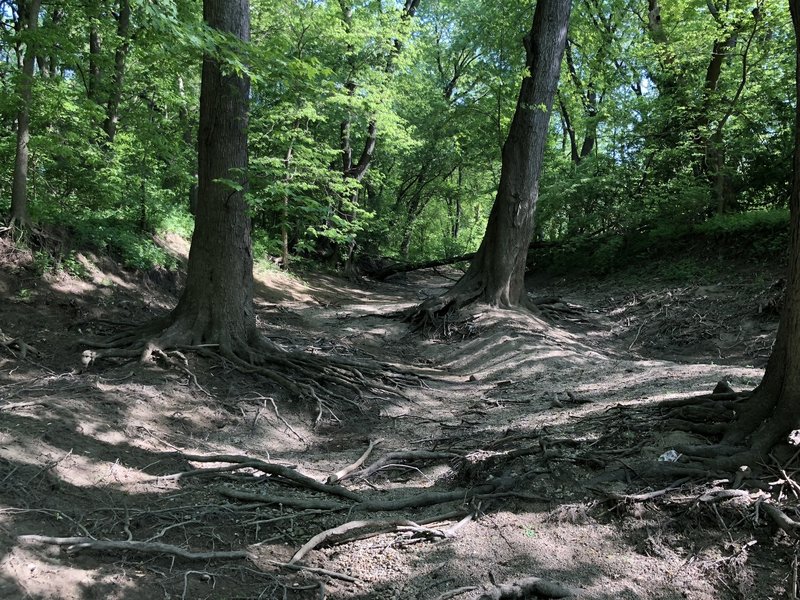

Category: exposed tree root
[0, 328, 39, 359]
[82, 315, 420, 419]
[18, 535, 251, 561]
[289, 511, 468, 564]
[475, 575, 581, 599]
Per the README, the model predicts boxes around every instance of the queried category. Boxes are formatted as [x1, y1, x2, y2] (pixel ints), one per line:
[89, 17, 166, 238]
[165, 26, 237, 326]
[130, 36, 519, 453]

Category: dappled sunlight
[0, 257, 788, 598]
[1, 545, 141, 600]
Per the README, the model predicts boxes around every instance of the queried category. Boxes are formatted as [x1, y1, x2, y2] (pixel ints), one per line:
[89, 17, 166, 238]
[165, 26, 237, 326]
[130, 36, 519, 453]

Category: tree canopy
[0, 0, 791, 269]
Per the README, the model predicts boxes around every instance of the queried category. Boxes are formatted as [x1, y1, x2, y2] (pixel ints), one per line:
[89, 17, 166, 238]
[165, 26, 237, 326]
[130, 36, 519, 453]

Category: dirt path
[0, 252, 790, 600]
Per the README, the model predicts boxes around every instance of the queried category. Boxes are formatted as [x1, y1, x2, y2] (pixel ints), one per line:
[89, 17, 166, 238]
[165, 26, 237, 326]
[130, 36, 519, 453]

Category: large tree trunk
[84, 0, 405, 410]
[167, 0, 257, 353]
[416, 0, 571, 312]
[9, 0, 42, 228]
[723, 0, 800, 454]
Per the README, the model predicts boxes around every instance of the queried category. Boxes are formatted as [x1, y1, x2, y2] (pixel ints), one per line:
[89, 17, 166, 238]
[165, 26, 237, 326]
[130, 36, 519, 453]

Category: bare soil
[0, 237, 794, 600]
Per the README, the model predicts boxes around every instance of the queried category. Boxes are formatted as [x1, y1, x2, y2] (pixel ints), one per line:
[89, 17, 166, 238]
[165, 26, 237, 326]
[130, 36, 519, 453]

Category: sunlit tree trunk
[420, 0, 571, 310]
[166, 0, 258, 352]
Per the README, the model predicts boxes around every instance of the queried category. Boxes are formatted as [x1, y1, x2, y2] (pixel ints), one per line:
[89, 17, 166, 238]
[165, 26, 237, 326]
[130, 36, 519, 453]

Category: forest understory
[0, 235, 796, 600]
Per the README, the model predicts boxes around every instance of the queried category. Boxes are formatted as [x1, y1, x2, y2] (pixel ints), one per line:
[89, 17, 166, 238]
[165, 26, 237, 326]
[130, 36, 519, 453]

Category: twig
[327, 439, 379, 484]
[266, 559, 357, 583]
[628, 317, 649, 351]
[17, 535, 251, 561]
[434, 587, 480, 600]
[267, 396, 304, 441]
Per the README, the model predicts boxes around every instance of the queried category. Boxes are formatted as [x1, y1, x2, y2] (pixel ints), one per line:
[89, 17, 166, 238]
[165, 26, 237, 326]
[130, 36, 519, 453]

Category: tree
[87, 0, 405, 414]
[712, 0, 800, 458]
[411, 0, 572, 319]
[8, 0, 42, 228]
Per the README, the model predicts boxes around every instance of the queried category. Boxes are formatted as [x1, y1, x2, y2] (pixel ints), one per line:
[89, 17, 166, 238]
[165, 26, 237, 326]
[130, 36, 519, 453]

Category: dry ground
[0, 238, 794, 600]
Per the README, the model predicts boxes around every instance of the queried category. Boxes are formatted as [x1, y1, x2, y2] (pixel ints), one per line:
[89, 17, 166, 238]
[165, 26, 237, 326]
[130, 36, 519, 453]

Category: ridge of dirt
[0, 241, 793, 600]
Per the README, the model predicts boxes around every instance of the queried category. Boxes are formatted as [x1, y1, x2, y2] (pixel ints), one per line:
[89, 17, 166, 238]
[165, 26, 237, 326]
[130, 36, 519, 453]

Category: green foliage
[535, 209, 790, 281]
[0, 0, 796, 276]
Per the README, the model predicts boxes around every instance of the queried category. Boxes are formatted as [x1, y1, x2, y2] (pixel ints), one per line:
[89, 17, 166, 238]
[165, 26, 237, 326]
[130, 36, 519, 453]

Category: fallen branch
[327, 439, 379, 484]
[290, 510, 467, 564]
[355, 450, 460, 481]
[169, 453, 362, 502]
[266, 559, 357, 583]
[697, 489, 754, 503]
[0, 329, 39, 359]
[434, 587, 480, 600]
[17, 535, 250, 561]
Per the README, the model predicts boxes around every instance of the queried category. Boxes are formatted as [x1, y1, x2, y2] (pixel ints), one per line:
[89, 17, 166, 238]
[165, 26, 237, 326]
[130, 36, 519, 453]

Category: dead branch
[266, 559, 357, 583]
[590, 477, 691, 503]
[697, 489, 754, 503]
[18, 535, 250, 561]
[354, 450, 460, 480]
[327, 439, 379, 484]
[434, 587, 480, 600]
[291, 519, 419, 564]
[150, 462, 264, 481]
[290, 510, 468, 564]
[0, 328, 39, 359]
[169, 452, 363, 502]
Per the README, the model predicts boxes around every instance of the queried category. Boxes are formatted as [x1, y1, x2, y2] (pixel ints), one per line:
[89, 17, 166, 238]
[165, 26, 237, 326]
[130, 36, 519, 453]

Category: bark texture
[103, 0, 131, 142]
[168, 0, 256, 353]
[9, 0, 42, 227]
[419, 0, 571, 311]
[722, 0, 800, 453]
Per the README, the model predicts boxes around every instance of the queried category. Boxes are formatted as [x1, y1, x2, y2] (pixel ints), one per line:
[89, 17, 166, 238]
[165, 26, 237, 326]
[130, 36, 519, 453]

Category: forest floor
[0, 235, 794, 600]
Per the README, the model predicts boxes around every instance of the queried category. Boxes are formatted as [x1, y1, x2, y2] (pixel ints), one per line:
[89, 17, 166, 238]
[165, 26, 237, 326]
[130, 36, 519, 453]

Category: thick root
[82, 317, 418, 420]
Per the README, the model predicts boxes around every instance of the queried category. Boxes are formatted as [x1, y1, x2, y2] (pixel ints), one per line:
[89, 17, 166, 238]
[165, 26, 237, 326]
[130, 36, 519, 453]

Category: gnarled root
[81, 315, 418, 421]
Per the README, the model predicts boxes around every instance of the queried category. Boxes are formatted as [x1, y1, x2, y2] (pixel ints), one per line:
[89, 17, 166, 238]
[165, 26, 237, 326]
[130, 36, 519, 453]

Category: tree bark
[103, 0, 131, 142]
[167, 0, 257, 352]
[723, 0, 800, 454]
[417, 0, 571, 310]
[88, 22, 101, 101]
[9, 0, 42, 228]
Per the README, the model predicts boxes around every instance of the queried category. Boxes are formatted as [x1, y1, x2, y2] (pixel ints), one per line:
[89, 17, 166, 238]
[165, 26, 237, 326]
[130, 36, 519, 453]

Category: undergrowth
[532, 209, 789, 281]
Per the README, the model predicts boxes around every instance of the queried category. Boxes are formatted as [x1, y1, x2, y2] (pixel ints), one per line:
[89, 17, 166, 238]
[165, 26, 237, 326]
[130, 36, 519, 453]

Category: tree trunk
[9, 0, 42, 228]
[419, 0, 571, 310]
[103, 0, 131, 142]
[88, 22, 101, 101]
[724, 0, 800, 454]
[167, 0, 256, 352]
